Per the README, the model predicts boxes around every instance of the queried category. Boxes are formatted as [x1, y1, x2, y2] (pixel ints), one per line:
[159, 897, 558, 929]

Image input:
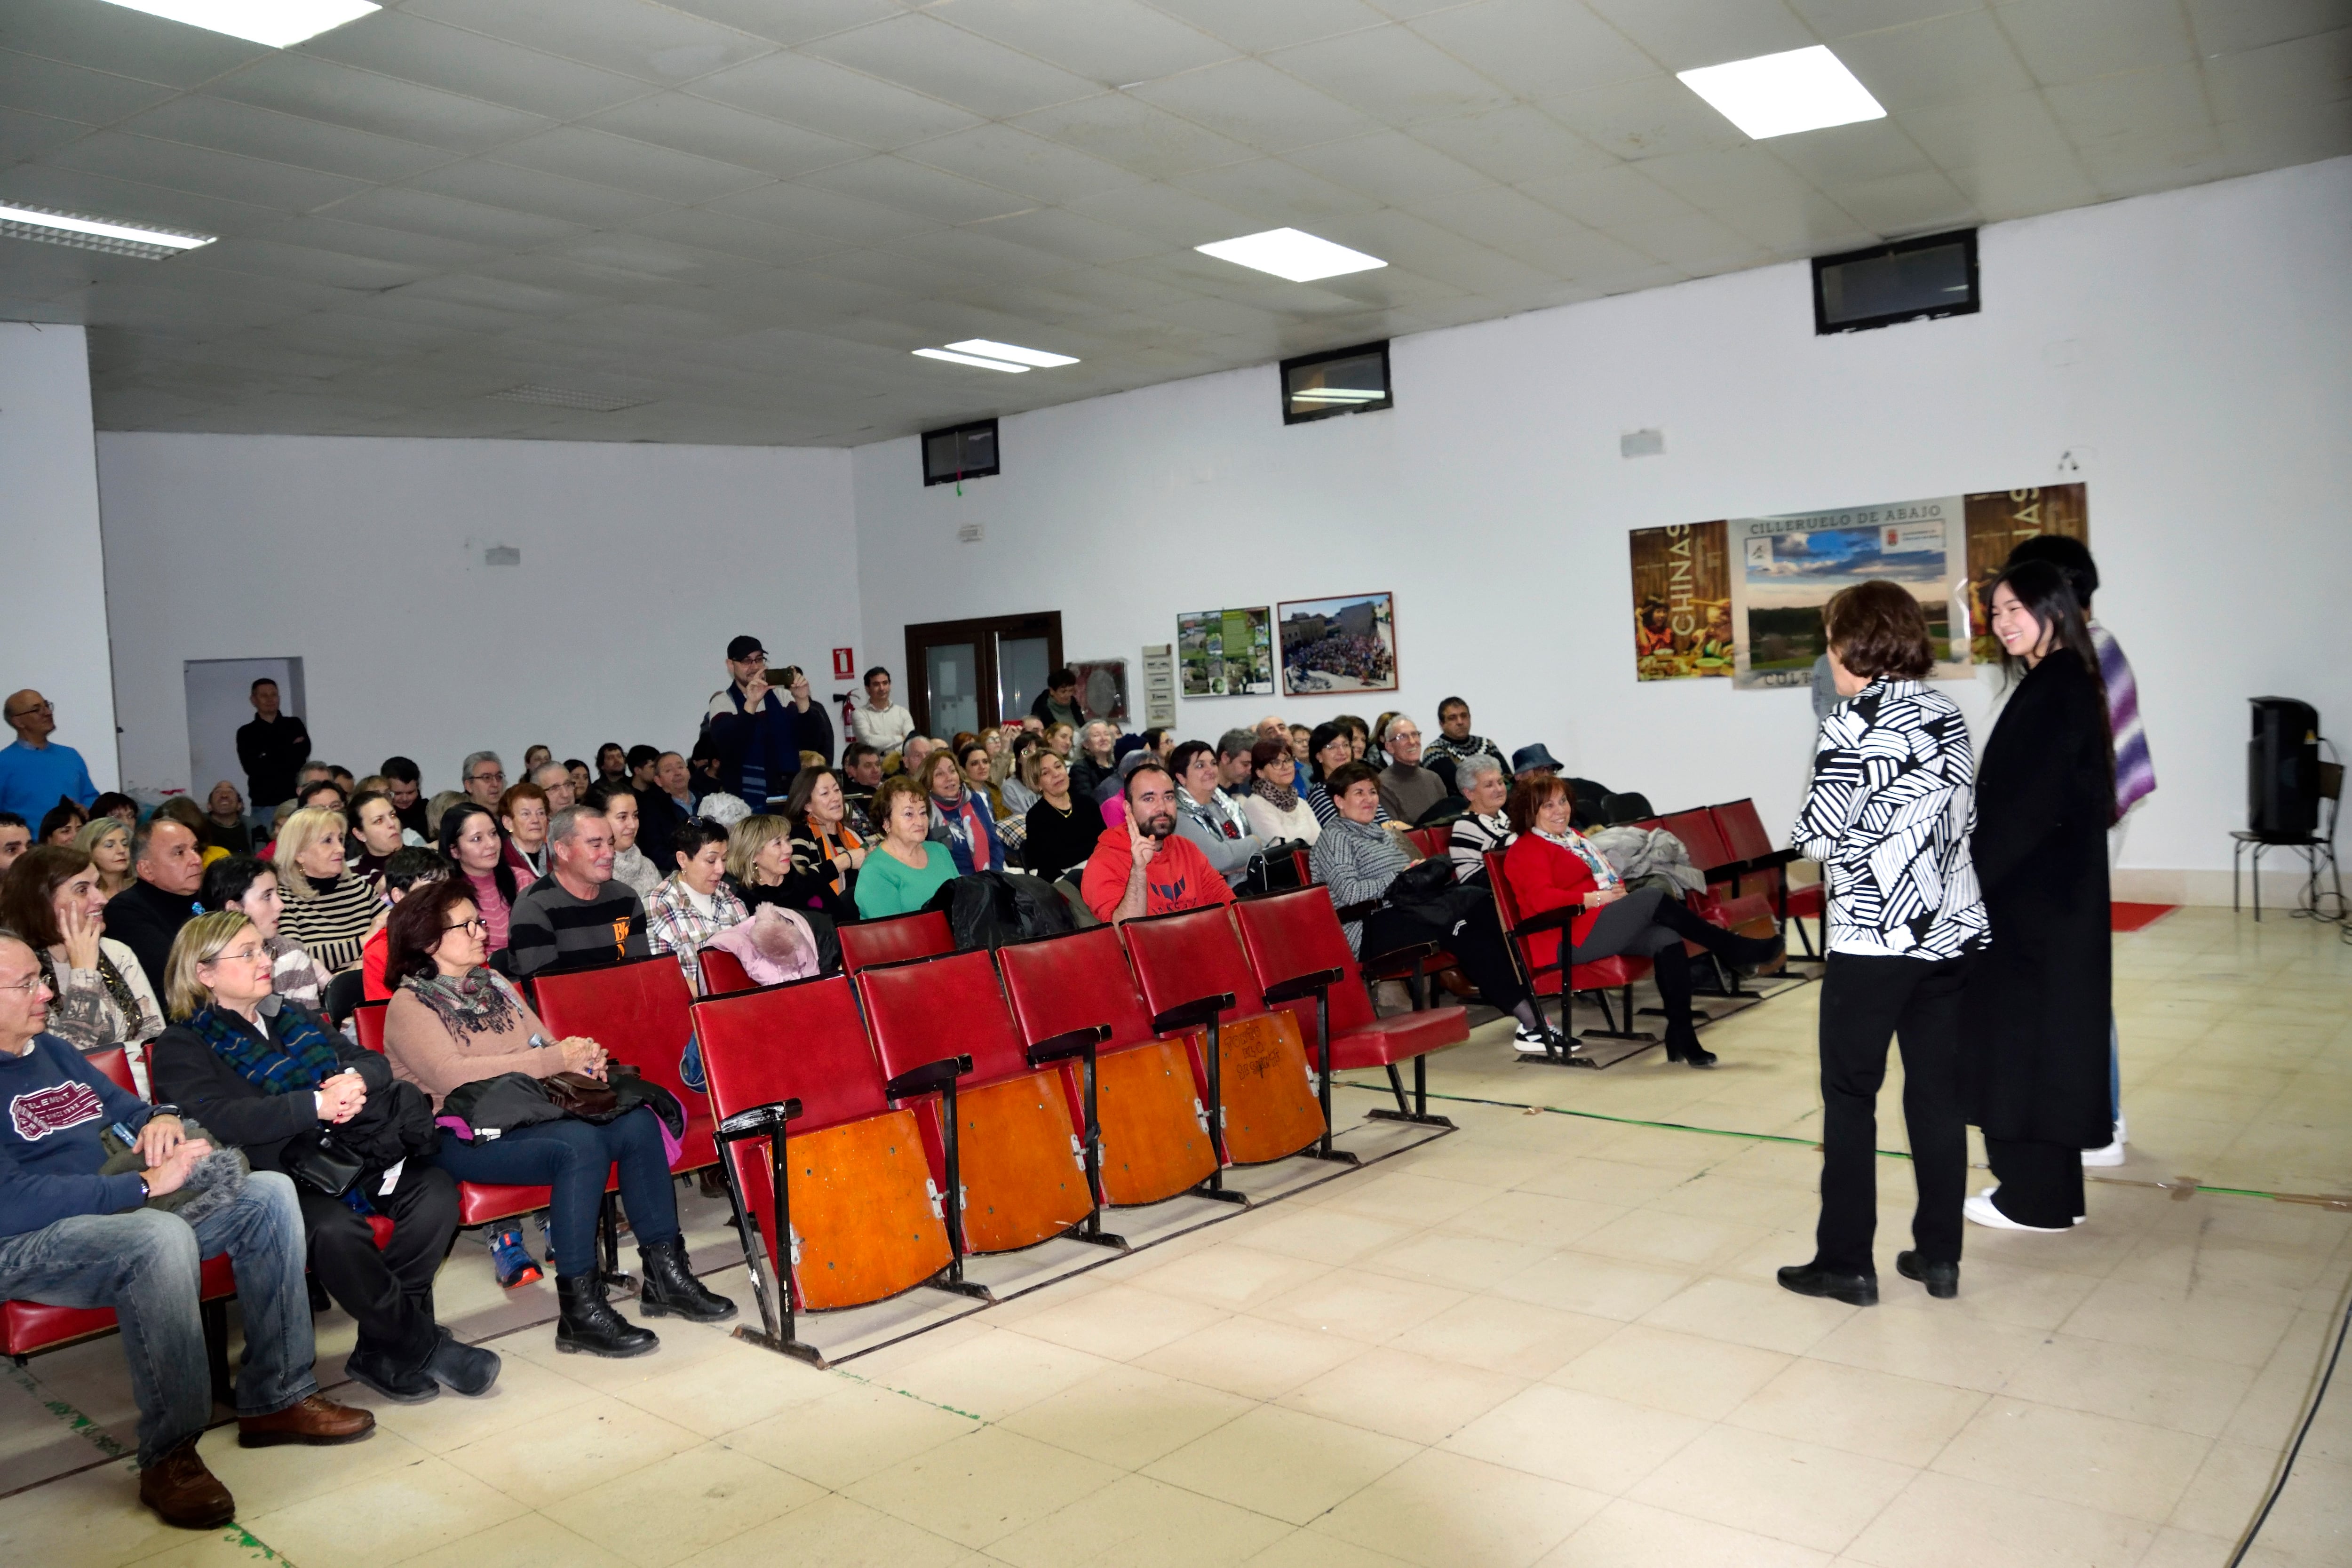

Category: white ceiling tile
[1581, 0, 1818, 70]
[207, 53, 555, 153]
[1284, 130, 1496, 203]
[2044, 60, 2215, 150]
[1833, 10, 2034, 109]
[0, 0, 268, 88]
[803, 14, 1103, 117]
[1130, 58, 1383, 152]
[1636, 144, 1823, 207]
[1540, 74, 1753, 161]
[328, 186, 585, 249]
[884, 227, 1070, 287]
[1941, 150, 2099, 215]
[401, 271, 605, 316]
[580, 82, 874, 180]
[1817, 166, 1979, 231]
[407, 158, 681, 226]
[117, 98, 453, 184]
[2183, 0, 2352, 53]
[802, 244, 969, 295]
[937, 0, 1234, 85]
[901, 123, 1143, 201]
[1711, 191, 1875, 253]
[1790, 0, 1995, 35]
[1314, 206, 1490, 270]
[0, 108, 90, 163]
[44, 130, 367, 210]
[543, 231, 772, 287]
[490, 126, 775, 199]
[1166, 156, 1385, 225]
[1145, 0, 1391, 53]
[692, 50, 980, 149]
[302, 13, 651, 119]
[704, 179, 938, 243]
[1759, 118, 1935, 184]
[620, 206, 847, 266]
[402, 0, 776, 84]
[663, 0, 905, 48]
[1060, 180, 1252, 245]
[964, 206, 1166, 264]
[244, 215, 489, 270]
[1997, 0, 2196, 85]
[1518, 163, 1701, 228]
[1406, 105, 1619, 183]
[1010, 92, 1258, 178]
[1410, 0, 1660, 99]
[1610, 208, 1773, 270]
[2203, 26, 2352, 122]
[1895, 90, 2079, 171]
[1408, 183, 1594, 249]
[179, 237, 432, 291]
[0, 48, 179, 125]
[796, 154, 1039, 222]
[1269, 26, 1518, 127]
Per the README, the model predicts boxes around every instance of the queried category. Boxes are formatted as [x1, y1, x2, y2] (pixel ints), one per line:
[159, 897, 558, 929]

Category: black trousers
[302, 1162, 460, 1369]
[1985, 1136, 2085, 1229]
[1361, 891, 1527, 1012]
[1572, 887, 1778, 1045]
[1813, 952, 1968, 1274]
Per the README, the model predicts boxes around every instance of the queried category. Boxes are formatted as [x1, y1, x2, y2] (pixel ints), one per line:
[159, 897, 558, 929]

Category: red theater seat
[534, 955, 714, 1175]
[1486, 849, 1652, 1051]
[1712, 797, 1822, 957]
[697, 945, 755, 997]
[838, 910, 951, 975]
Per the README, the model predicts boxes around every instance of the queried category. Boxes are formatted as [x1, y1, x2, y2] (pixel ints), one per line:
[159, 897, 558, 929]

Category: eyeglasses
[4, 701, 52, 719]
[442, 916, 489, 934]
[204, 946, 267, 964]
[469, 771, 506, 785]
[0, 974, 49, 995]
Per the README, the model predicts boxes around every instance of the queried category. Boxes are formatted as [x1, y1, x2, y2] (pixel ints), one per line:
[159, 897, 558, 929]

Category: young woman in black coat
[1963, 559, 2114, 1232]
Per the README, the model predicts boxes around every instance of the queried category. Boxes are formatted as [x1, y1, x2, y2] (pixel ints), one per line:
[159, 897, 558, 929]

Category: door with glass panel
[903, 613, 1063, 739]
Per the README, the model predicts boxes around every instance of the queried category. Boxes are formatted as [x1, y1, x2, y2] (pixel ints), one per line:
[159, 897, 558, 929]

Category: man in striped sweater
[507, 806, 650, 980]
[2008, 535, 2153, 1167]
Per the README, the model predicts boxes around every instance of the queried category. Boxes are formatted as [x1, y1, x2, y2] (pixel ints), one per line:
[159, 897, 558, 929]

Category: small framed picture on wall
[1277, 592, 1398, 696]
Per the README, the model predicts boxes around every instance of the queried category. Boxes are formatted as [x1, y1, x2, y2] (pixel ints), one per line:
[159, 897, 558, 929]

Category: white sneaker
[1513, 1024, 1559, 1057]
[2082, 1140, 2125, 1167]
[1963, 1186, 2070, 1233]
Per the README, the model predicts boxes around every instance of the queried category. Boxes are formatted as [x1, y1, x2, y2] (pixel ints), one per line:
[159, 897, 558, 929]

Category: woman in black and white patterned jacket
[1777, 580, 1986, 1310]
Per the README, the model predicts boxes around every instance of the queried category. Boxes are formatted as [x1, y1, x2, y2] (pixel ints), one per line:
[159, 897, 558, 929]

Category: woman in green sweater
[854, 773, 956, 919]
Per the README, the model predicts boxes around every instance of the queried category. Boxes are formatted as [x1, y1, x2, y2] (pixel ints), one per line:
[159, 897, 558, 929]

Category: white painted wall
[854, 158, 2352, 887]
[95, 434, 857, 799]
[0, 322, 118, 794]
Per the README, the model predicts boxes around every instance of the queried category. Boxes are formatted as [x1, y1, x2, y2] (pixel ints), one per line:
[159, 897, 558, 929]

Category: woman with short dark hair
[380, 877, 734, 1350]
[644, 818, 748, 992]
[1776, 579, 1986, 1307]
[925, 747, 1003, 875]
[858, 774, 957, 918]
[1961, 559, 2115, 1234]
[779, 767, 866, 923]
[202, 855, 334, 1011]
[1241, 737, 1320, 846]
[438, 802, 518, 959]
[1501, 775, 1781, 1065]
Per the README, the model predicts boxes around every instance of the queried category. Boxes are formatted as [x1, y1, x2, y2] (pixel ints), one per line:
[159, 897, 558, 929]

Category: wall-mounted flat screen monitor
[1280, 341, 1391, 424]
[922, 418, 998, 486]
[1813, 230, 1979, 334]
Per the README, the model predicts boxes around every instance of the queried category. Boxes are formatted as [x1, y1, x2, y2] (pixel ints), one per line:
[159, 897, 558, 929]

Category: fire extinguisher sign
[831, 648, 855, 679]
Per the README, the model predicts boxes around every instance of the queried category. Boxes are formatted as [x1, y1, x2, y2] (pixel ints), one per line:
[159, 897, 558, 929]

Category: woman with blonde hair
[723, 814, 802, 914]
[73, 816, 136, 899]
[273, 806, 381, 975]
[150, 911, 485, 1404]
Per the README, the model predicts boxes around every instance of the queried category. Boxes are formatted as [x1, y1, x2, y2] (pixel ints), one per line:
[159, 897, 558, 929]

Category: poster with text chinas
[1628, 521, 1732, 680]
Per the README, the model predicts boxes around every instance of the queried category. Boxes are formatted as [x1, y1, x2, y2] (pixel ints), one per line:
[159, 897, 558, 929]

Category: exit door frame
[902, 612, 1062, 738]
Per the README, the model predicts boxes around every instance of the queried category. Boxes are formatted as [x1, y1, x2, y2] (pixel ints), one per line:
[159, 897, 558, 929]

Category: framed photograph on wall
[1176, 607, 1274, 697]
[1070, 658, 1128, 724]
[1277, 592, 1398, 696]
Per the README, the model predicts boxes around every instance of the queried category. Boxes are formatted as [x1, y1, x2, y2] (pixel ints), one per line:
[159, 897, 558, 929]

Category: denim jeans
[0, 1170, 316, 1465]
[429, 1108, 678, 1278]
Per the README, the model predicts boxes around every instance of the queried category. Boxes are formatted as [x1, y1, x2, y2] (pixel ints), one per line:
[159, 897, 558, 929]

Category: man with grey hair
[460, 751, 507, 810]
[1213, 728, 1260, 823]
[1375, 715, 1446, 825]
[1447, 753, 1513, 883]
[506, 805, 648, 980]
[529, 759, 576, 814]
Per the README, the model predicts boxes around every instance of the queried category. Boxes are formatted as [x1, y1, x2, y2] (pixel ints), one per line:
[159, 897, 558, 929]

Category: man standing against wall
[703, 636, 799, 807]
[235, 679, 309, 823]
[851, 666, 915, 756]
[1029, 669, 1081, 731]
[0, 690, 97, 825]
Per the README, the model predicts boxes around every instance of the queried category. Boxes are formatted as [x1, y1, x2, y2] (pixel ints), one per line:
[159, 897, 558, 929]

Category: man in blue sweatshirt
[0, 933, 373, 1528]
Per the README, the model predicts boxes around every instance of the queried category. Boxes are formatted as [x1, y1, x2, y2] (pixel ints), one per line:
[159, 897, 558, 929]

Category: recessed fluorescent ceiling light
[0, 201, 213, 259]
[913, 348, 1029, 374]
[1194, 228, 1386, 283]
[94, 0, 381, 49]
[1676, 46, 1885, 140]
[945, 339, 1078, 368]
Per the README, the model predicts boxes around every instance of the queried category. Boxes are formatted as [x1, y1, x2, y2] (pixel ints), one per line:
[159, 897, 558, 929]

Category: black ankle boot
[555, 1274, 658, 1358]
[1652, 949, 1716, 1067]
[1897, 1251, 1960, 1299]
[636, 1238, 738, 1323]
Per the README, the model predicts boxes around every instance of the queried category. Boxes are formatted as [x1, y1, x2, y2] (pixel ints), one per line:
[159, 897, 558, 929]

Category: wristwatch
[150, 1104, 180, 1119]
[135, 1176, 151, 1202]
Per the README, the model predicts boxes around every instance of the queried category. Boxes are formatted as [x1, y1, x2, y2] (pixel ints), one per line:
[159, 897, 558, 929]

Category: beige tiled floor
[2, 907, 2347, 1567]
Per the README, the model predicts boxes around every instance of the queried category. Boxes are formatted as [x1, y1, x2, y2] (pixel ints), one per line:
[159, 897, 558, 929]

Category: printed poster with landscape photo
[1176, 606, 1274, 698]
[1277, 592, 1398, 696]
[1725, 496, 1974, 690]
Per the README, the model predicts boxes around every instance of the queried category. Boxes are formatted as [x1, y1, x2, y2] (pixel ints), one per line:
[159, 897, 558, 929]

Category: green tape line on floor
[1330, 1079, 2318, 1204]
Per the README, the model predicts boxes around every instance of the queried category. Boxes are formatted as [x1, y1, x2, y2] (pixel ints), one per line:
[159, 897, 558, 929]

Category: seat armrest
[1262, 967, 1346, 1006]
[1333, 899, 1383, 923]
[1512, 905, 1581, 937]
[716, 1098, 803, 1141]
[1151, 993, 1237, 1035]
[885, 1054, 975, 1100]
[1361, 939, 1438, 971]
[1745, 846, 1801, 871]
[1026, 1024, 1111, 1068]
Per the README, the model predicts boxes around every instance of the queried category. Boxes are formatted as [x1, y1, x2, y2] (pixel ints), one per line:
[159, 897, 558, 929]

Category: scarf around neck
[403, 966, 526, 1039]
[190, 998, 341, 1096]
[1253, 766, 1299, 814]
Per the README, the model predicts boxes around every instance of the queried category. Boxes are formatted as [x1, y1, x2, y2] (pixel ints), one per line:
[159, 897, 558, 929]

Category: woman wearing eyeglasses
[150, 912, 489, 1405]
[380, 877, 735, 1356]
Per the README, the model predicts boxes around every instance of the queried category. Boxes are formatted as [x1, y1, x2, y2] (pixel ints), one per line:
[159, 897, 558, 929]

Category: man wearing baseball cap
[700, 635, 802, 809]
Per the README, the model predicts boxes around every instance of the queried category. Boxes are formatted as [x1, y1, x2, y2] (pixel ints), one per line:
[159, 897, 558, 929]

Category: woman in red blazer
[1501, 777, 1780, 1066]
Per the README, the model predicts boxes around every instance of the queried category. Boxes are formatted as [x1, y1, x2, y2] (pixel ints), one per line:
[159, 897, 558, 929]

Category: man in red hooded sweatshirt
[1081, 762, 1234, 925]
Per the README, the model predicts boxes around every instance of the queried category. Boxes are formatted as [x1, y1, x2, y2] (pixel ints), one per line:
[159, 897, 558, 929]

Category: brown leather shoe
[236, 1393, 376, 1448]
[139, 1438, 235, 1529]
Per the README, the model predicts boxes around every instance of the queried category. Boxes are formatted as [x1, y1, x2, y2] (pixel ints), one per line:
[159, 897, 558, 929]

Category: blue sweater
[0, 1036, 155, 1238]
[0, 740, 97, 823]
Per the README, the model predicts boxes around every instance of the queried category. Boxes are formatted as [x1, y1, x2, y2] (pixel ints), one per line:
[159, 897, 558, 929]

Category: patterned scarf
[1538, 827, 1621, 891]
[187, 1000, 342, 1096]
[36, 947, 140, 1020]
[402, 966, 526, 1039]
[1253, 764, 1300, 814]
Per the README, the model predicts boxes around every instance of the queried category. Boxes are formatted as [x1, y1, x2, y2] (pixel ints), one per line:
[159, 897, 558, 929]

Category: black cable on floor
[2226, 1274, 2352, 1566]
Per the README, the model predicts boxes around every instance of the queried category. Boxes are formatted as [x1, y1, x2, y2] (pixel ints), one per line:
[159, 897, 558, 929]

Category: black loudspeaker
[2248, 697, 2319, 836]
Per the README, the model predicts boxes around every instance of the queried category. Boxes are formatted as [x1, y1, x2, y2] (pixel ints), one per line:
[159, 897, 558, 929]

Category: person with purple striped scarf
[2007, 536, 2151, 1166]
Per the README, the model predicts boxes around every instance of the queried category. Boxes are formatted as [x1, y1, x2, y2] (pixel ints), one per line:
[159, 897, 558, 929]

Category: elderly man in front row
[0, 933, 373, 1528]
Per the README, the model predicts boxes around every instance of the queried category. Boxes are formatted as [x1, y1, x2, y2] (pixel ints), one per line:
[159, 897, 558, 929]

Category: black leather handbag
[280, 1128, 367, 1198]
